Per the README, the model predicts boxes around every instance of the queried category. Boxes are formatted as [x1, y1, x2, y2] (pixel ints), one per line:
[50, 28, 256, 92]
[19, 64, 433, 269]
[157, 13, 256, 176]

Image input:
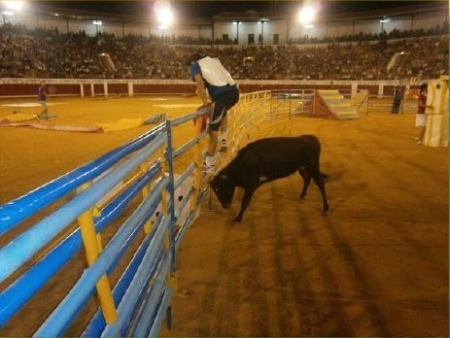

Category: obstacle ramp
[315, 90, 359, 120]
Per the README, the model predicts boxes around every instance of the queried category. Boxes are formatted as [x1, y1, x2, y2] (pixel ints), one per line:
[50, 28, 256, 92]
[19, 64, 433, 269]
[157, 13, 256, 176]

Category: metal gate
[270, 89, 315, 118]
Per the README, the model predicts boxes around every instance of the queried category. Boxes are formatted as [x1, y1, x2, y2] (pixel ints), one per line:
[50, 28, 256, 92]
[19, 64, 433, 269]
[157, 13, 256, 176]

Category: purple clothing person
[37, 82, 49, 119]
[38, 84, 46, 101]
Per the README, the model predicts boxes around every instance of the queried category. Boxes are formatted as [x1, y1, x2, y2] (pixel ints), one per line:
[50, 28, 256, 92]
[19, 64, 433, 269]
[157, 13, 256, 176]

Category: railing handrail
[0, 91, 277, 337]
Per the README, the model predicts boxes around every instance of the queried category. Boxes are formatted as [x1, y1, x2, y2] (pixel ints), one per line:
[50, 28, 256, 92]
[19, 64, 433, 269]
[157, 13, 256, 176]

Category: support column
[424, 76, 449, 147]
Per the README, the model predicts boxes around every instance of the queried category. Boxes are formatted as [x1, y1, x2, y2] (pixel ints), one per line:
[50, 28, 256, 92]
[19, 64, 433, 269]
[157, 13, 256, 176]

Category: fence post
[164, 118, 176, 272]
[77, 182, 117, 324]
[140, 163, 153, 234]
[289, 89, 292, 120]
[192, 109, 205, 214]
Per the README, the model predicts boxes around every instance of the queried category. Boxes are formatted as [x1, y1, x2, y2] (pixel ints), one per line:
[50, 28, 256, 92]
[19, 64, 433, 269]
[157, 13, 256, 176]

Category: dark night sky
[39, 1, 443, 19]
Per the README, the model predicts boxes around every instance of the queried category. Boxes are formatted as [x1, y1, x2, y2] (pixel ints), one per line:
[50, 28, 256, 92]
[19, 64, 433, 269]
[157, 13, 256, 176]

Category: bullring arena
[0, 82, 448, 336]
[0, 1, 449, 337]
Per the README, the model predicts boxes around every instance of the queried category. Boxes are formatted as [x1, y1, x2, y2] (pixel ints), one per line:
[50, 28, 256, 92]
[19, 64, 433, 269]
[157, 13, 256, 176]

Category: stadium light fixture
[298, 3, 317, 26]
[154, 1, 175, 26]
[2, 0, 26, 23]
[2, 1, 25, 11]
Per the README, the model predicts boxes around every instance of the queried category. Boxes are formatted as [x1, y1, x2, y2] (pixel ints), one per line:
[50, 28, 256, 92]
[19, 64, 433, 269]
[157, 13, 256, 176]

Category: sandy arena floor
[0, 96, 448, 337]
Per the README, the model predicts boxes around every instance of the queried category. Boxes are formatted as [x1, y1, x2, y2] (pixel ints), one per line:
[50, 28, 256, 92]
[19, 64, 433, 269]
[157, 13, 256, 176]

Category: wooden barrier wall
[0, 79, 425, 99]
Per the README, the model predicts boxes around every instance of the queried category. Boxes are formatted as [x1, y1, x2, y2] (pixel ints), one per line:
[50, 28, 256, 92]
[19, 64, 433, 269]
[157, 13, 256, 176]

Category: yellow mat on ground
[0, 114, 164, 133]
[98, 118, 145, 132]
[1, 113, 38, 123]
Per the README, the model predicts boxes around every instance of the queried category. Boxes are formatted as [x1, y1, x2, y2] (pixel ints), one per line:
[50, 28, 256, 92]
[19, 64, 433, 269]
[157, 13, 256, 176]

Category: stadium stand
[0, 23, 448, 80]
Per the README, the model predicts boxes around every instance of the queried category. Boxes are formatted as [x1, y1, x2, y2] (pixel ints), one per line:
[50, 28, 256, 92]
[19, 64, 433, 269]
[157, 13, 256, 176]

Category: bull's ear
[220, 174, 227, 179]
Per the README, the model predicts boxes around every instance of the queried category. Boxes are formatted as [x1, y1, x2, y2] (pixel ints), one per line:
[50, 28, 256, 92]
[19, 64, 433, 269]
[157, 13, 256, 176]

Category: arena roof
[33, 1, 448, 24]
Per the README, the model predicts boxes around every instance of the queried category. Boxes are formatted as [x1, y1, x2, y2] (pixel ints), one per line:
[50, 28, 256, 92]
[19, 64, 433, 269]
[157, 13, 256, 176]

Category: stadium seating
[0, 23, 448, 80]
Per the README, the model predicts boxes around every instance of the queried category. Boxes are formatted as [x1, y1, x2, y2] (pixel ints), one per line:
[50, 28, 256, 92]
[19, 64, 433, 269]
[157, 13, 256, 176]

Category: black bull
[210, 135, 329, 222]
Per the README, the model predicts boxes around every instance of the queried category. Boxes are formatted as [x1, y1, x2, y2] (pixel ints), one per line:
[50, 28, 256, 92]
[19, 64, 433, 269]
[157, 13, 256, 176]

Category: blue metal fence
[0, 91, 272, 337]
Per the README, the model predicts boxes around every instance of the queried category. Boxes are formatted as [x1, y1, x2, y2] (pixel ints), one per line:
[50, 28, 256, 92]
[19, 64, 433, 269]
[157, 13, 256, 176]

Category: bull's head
[210, 173, 235, 209]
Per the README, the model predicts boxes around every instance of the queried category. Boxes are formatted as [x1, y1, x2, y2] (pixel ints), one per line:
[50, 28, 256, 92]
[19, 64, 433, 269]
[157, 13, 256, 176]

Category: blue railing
[0, 91, 272, 337]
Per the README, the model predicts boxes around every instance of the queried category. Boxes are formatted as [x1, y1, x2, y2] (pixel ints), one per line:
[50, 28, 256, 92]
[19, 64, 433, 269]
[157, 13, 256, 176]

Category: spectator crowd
[1, 23, 448, 81]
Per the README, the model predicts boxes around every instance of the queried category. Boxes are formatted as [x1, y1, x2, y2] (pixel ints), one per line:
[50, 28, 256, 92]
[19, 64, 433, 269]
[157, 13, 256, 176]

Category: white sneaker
[219, 139, 228, 152]
[202, 162, 216, 176]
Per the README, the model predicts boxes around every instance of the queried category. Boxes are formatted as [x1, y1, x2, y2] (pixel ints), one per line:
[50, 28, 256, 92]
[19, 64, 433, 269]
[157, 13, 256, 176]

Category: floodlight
[154, 1, 174, 26]
[298, 4, 316, 26]
[1, 10, 13, 16]
[2, 1, 25, 11]
[93, 20, 102, 26]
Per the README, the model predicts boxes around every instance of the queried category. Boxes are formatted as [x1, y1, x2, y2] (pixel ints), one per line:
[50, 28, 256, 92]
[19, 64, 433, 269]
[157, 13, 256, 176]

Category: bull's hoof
[322, 209, 329, 216]
[300, 194, 306, 199]
[232, 216, 242, 222]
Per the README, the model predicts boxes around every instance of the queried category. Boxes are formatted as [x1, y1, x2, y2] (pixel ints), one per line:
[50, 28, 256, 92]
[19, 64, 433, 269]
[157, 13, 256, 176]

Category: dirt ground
[0, 96, 448, 337]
